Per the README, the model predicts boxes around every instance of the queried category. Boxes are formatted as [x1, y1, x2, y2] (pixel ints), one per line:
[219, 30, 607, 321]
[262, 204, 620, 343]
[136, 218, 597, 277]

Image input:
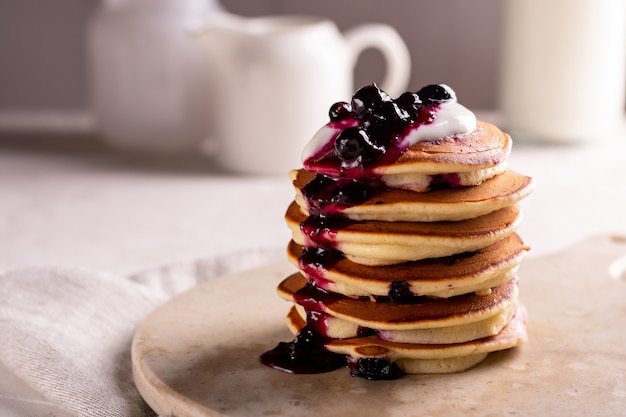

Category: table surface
[2, 129, 625, 274]
[1, 125, 626, 416]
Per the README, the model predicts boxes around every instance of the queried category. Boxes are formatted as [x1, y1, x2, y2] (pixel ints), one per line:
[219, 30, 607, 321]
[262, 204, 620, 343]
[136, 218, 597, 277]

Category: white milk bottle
[499, 0, 626, 144]
[87, 0, 222, 154]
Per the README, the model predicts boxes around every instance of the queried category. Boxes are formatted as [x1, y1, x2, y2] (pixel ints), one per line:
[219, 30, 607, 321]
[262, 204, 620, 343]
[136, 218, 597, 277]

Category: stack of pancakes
[274, 116, 534, 378]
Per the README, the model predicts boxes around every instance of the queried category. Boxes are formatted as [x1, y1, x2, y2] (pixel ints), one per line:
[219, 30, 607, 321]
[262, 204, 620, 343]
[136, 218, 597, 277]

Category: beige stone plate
[132, 235, 626, 417]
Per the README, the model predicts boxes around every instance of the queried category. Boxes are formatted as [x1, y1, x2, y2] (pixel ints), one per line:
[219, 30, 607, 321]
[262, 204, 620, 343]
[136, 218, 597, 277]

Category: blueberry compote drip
[299, 216, 352, 248]
[260, 284, 397, 378]
[298, 247, 342, 291]
[350, 357, 405, 380]
[301, 174, 373, 216]
[260, 284, 348, 374]
[303, 83, 456, 181]
[429, 172, 462, 188]
[259, 324, 347, 374]
[299, 246, 343, 270]
[301, 83, 456, 217]
[292, 282, 340, 312]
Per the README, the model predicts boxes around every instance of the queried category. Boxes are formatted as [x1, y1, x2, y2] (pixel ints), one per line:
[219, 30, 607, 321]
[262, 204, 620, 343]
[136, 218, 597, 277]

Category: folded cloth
[0, 247, 283, 417]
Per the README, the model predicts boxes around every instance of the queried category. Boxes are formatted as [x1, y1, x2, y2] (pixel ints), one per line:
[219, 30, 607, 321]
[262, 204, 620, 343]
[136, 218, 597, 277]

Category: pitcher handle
[344, 23, 411, 97]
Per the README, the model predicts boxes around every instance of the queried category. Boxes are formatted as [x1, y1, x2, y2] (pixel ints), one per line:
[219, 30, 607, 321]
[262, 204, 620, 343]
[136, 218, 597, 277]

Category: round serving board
[132, 235, 626, 416]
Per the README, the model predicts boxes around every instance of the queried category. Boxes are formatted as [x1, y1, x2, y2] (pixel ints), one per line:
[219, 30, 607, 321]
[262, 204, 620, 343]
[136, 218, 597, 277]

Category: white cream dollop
[301, 124, 342, 164]
[301, 100, 477, 164]
[400, 101, 476, 148]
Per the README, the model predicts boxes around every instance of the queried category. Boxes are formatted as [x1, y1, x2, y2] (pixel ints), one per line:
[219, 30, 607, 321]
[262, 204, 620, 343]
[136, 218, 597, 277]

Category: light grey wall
[0, 0, 97, 110]
[224, 0, 503, 109]
[0, 0, 502, 113]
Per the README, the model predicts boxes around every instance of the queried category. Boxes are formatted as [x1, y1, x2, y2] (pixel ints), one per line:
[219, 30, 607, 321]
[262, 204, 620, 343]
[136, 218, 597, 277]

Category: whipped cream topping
[399, 101, 476, 147]
[301, 123, 353, 165]
[301, 101, 477, 165]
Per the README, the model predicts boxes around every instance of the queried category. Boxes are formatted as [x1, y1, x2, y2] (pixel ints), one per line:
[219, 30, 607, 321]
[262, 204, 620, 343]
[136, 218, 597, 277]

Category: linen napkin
[0, 247, 283, 417]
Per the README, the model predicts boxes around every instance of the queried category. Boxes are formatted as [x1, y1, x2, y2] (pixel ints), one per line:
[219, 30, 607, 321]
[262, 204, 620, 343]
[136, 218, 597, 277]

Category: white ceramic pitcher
[191, 14, 411, 174]
[88, 0, 223, 154]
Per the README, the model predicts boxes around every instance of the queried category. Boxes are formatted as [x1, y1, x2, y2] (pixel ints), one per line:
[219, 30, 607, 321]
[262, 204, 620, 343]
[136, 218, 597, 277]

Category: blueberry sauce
[299, 216, 351, 248]
[388, 280, 413, 302]
[305, 309, 334, 336]
[261, 277, 427, 378]
[305, 116, 432, 179]
[350, 357, 405, 380]
[260, 299, 402, 378]
[304, 308, 372, 337]
[301, 271, 336, 293]
[302, 83, 465, 180]
[429, 172, 462, 188]
[301, 174, 373, 216]
[259, 324, 347, 374]
[298, 246, 343, 270]
[357, 327, 377, 338]
[292, 282, 337, 312]
[298, 247, 342, 291]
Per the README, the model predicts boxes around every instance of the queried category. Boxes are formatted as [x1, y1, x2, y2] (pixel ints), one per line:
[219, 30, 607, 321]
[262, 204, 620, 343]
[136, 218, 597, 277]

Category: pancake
[303, 120, 511, 192]
[331, 305, 528, 374]
[288, 298, 518, 344]
[292, 169, 535, 222]
[287, 233, 529, 298]
[277, 273, 519, 331]
[378, 121, 512, 191]
[379, 121, 512, 175]
[286, 303, 528, 374]
[286, 202, 523, 265]
[377, 300, 517, 344]
[381, 162, 507, 192]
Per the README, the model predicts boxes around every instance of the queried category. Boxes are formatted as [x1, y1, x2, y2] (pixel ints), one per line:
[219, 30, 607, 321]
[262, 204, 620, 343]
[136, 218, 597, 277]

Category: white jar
[499, 0, 626, 144]
[87, 0, 222, 154]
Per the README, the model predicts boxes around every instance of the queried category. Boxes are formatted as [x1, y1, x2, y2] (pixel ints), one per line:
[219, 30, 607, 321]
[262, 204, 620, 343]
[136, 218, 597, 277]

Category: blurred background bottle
[499, 0, 626, 144]
[500, 0, 626, 143]
[87, 0, 222, 154]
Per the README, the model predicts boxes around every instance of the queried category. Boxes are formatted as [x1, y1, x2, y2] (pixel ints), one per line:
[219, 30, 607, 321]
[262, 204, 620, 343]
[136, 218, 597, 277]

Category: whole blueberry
[329, 179, 370, 206]
[300, 246, 343, 268]
[329, 101, 352, 121]
[358, 102, 408, 138]
[359, 112, 383, 133]
[418, 84, 456, 105]
[334, 127, 370, 163]
[381, 101, 410, 120]
[289, 325, 324, 360]
[395, 92, 422, 111]
[379, 101, 411, 129]
[351, 83, 392, 118]
[388, 280, 412, 302]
